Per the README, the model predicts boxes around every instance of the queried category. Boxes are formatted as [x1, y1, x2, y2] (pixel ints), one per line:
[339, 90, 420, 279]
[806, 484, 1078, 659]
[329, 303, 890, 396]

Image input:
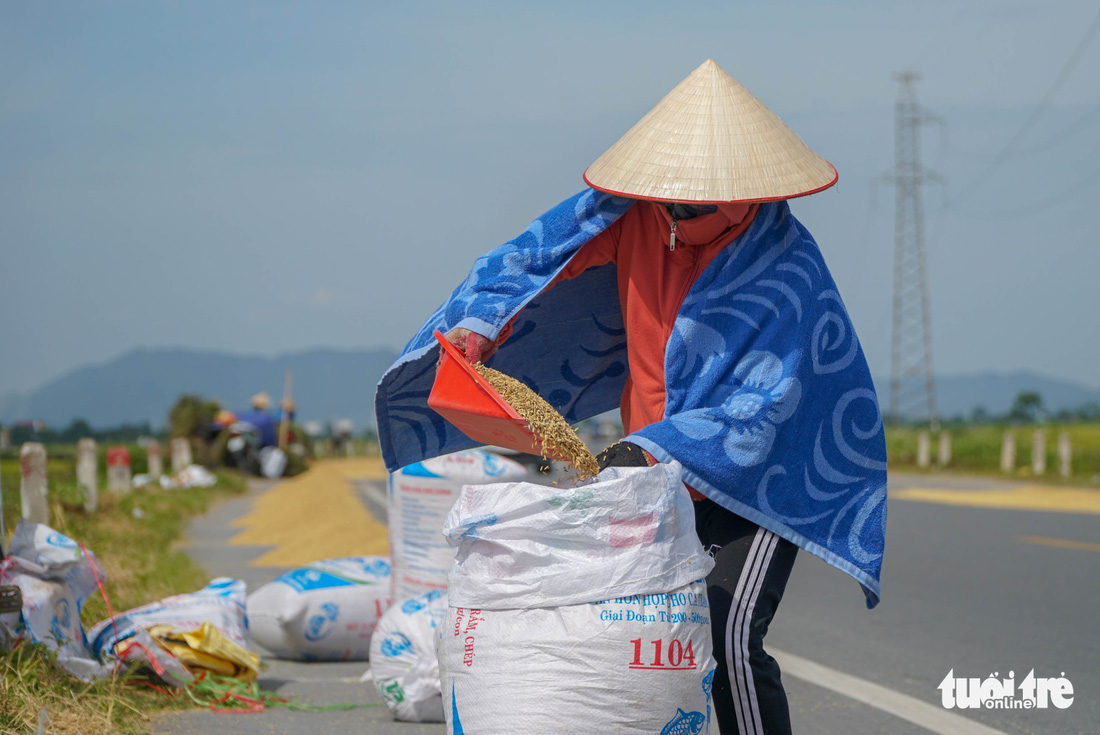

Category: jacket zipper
[663, 245, 704, 368]
[675, 246, 704, 317]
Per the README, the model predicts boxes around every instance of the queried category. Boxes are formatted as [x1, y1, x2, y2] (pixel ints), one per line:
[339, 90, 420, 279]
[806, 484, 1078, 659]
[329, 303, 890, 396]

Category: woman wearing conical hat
[377, 60, 887, 734]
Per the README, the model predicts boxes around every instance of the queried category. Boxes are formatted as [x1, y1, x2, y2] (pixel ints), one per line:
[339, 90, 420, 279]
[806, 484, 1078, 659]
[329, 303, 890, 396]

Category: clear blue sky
[2, 0, 1098, 396]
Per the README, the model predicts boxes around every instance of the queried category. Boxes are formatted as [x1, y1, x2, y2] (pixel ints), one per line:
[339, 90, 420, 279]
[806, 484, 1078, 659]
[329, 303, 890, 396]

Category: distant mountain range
[2, 347, 1098, 430]
[0, 347, 399, 431]
[874, 371, 1100, 419]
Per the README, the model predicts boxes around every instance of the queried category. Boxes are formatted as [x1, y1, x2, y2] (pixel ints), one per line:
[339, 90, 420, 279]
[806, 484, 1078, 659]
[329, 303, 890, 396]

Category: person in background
[233, 392, 278, 448]
[250, 391, 271, 413]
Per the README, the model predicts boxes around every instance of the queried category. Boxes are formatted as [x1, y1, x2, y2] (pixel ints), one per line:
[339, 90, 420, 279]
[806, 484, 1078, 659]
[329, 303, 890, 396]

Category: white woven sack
[9, 520, 105, 602]
[440, 581, 716, 735]
[438, 462, 717, 734]
[88, 578, 248, 659]
[247, 556, 391, 661]
[443, 462, 712, 609]
[0, 522, 111, 681]
[368, 589, 448, 722]
[388, 449, 526, 602]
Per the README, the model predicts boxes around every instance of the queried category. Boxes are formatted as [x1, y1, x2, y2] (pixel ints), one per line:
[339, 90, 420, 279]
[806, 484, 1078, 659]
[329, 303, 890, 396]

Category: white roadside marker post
[147, 439, 163, 480]
[20, 442, 49, 524]
[170, 437, 192, 474]
[76, 438, 98, 512]
[1032, 430, 1046, 476]
[107, 446, 132, 493]
[1057, 432, 1072, 479]
[916, 431, 931, 469]
[1000, 432, 1016, 473]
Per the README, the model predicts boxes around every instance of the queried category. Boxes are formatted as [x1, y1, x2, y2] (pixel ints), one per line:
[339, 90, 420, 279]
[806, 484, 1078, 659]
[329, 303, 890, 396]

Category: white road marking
[772, 648, 1011, 735]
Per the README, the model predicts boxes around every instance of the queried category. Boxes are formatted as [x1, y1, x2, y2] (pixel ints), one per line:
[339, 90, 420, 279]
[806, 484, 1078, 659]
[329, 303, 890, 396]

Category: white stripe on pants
[725, 527, 780, 735]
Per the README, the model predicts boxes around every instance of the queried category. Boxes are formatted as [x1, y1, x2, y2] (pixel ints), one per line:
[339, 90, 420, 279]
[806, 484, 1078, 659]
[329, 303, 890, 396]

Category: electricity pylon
[880, 71, 943, 428]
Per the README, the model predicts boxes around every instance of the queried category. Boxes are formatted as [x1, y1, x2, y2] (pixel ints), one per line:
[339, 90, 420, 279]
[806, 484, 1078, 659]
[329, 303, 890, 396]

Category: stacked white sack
[247, 556, 391, 661]
[439, 462, 718, 735]
[367, 589, 448, 722]
[388, 449, 525, 602]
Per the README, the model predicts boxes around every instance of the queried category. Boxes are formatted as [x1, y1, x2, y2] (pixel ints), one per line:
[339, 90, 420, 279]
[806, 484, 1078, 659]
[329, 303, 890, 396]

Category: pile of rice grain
[473, 363, 600, 479]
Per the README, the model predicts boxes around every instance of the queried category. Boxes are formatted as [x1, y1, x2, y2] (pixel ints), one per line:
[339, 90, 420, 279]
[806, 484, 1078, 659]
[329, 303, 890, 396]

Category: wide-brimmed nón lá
[583, 59, 837, 203]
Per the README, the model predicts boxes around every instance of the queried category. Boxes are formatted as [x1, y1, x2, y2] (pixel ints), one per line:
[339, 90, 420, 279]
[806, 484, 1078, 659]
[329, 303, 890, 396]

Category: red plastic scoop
[427, 331, 568, 461]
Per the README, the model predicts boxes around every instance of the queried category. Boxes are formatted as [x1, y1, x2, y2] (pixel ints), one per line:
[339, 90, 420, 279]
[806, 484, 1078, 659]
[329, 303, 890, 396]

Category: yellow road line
[892, 485, 1100, 516]
[230, 458, 390, 567]
[1020, 535, 1100, 553]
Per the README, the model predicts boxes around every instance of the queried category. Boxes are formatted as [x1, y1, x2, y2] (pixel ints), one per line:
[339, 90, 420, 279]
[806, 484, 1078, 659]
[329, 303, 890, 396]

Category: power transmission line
[1011, 100, 1100, 158]
[950, 7, 1100, 207]
[959, 163, 1100, 220]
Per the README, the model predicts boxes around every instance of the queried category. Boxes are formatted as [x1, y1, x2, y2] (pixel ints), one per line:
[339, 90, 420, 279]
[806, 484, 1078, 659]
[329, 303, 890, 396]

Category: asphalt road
[157, 468, 1098, 735]
[770, 472, 1099, 735]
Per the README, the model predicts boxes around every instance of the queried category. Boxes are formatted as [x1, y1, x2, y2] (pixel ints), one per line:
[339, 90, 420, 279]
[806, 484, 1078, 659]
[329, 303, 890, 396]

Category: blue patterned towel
[375, 189, 888, 607]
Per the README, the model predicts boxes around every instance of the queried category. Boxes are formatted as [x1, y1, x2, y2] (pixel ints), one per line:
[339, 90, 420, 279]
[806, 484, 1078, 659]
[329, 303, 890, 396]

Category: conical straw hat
[583, 59, 837, 203]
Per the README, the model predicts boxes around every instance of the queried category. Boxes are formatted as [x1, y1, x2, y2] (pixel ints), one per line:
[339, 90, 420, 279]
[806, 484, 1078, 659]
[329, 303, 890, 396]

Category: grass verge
[1, 643, 188, 735]
[2, 462, 248, 735]
[886, 423, 1100, 484]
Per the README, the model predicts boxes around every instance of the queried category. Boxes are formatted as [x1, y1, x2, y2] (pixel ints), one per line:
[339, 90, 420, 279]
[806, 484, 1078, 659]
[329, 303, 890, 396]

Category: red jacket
[553, 201, 758, 435]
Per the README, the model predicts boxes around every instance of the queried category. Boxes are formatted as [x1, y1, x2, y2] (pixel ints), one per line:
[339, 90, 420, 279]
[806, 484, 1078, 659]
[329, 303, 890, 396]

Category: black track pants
[694, 500, 798, 735]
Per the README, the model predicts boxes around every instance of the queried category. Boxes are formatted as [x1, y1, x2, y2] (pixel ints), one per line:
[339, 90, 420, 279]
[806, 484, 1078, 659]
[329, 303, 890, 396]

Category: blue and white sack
[439, 462, 718, 735]
[367, 589, 448, 722]
[388, 449, 526, 602]
[7, 520, 105, 602]
[0, 521, 111, 681]
[247, 556, 391, 661]
[88, 577, 249, 661]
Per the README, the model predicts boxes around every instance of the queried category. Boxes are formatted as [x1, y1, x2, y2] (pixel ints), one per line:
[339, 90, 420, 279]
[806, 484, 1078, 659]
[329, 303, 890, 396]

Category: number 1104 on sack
[629, 638, 697, 670]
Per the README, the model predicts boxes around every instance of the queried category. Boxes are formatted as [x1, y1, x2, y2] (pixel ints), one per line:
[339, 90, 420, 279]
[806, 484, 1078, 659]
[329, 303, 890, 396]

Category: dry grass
[1, 464, 247, 735]
[0, 643, 189, 735]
